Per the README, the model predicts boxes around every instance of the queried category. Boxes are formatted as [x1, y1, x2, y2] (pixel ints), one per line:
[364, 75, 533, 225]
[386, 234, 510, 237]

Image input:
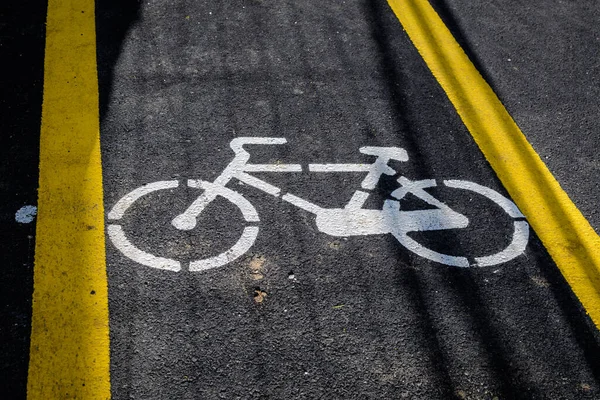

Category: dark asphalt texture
[1, 0, 600, 399]
[96, 0, 600, 399]
[429, 0, 600, 234]
[0, 0, 46, 396]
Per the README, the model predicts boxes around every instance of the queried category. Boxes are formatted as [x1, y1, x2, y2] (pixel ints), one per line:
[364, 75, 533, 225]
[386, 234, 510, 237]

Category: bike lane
[92, 0, 600, 397]
[21, 0, 600, 398]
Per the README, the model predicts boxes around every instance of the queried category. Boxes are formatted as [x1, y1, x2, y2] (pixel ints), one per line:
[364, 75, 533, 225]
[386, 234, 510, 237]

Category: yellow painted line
[28, 0, 111, 398]
[387, 0, 600, 328]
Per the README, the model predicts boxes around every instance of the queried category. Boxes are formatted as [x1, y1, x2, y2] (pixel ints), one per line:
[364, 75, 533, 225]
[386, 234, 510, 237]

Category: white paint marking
[444, 180, 525, 218]
[172, 182, 218, 230]
[189, 226, 259, 271]
[175, 180, 259, 232]
[359, 146, 408, 162]
[308, 164, 370, 172]
[345, 190, 370, 209]
[108, 180, 179, 220]
[358, 147, 407, 189]
[315, 198, 468, 237]
[230, 137, 288, 155]
[243, 164, 302, 172]
[475, 221, 529, 266]
[389, 203, 469, 233]
[281, 193, 323, 214]
[391, 178, 437, 201]
[106, 139, 529, 270]
[235, 172, 281, 197]
[107, 224, 181, 271]
[314, 178, 527, 267]
[360, 161, 396, 190]
[15, 205, 37, 224]
[316, 207, 391, 236]
[392, 230, 471, 267]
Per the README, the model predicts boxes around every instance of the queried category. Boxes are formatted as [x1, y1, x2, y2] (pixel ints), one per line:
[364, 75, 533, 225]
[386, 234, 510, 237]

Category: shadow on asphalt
[96, 0, 142, 119]
[428, 0, 496, 90]
[366, 1, 524, 397]
[364, 1, 456, 396]
[427, 1, 600, 346]
[367, 0, 600, 398]
[423, 1, 600, 387]
[95, 0, 142, 395]
[0, 0, 47, 395]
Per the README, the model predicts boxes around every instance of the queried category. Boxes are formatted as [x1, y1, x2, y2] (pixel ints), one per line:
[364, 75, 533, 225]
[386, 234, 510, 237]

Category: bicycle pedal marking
[106, 137, 530, 271]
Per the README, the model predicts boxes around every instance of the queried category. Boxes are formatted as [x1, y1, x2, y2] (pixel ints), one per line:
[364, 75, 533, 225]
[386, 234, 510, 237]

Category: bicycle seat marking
[107, 137, 529, 271]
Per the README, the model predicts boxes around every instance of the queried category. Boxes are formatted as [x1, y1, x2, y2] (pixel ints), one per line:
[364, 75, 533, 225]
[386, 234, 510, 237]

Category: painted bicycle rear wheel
[107, 180, 259, 272]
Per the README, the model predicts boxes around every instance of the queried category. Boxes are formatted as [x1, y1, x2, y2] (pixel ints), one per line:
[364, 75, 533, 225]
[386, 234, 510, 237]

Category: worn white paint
[392, 177, 437, 201]
[229, 136, 288, 154]
[15, 205, 37, 224]
[359, 146, 408, 161]
[315, 195, 469, 238]
[309, 163, 371, 172]
[314, 177, 527, 266]
[345, 190, 370, 210]
[316, 207, 393, 236]
[244, 164, 303, 172]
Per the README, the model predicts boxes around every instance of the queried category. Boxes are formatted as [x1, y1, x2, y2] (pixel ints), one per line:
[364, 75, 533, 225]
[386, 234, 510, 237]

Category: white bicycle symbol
[107, 137, 529, 272]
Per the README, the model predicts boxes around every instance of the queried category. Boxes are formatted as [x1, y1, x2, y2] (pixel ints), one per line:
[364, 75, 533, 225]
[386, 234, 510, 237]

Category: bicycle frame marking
[107, 137, 529, 271]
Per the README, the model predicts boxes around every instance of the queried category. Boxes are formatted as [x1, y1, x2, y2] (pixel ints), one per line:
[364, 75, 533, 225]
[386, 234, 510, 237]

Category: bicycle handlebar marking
[107, 137, 529, 272]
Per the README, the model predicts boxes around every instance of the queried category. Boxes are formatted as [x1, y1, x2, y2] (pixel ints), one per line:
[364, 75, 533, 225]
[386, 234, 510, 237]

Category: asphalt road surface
[2, 0, 600, 399]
